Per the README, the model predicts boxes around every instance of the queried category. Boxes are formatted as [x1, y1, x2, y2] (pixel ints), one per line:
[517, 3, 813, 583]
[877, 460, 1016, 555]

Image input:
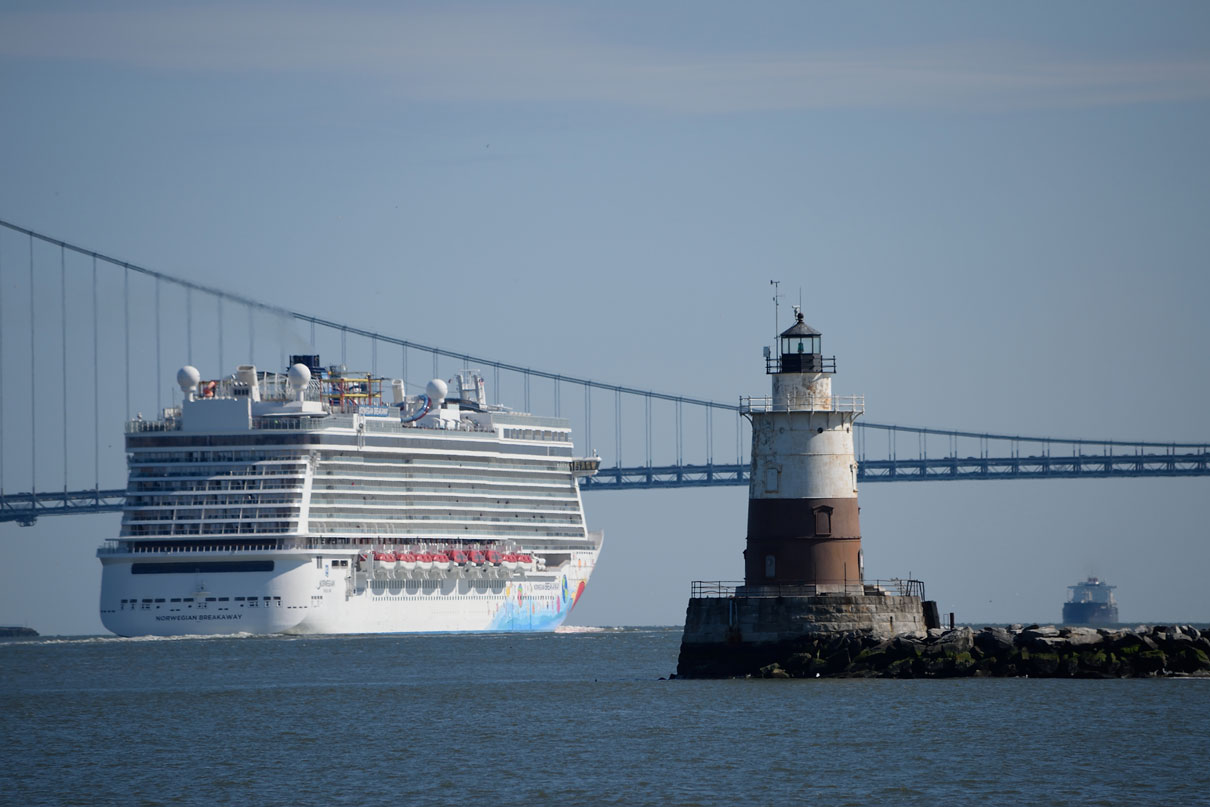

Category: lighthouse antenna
[770, 279, 782, 349]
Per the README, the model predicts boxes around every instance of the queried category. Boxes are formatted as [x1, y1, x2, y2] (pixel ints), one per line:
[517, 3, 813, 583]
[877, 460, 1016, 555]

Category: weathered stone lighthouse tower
[744, 309, 863, 592]
[676, 309, 932, 678]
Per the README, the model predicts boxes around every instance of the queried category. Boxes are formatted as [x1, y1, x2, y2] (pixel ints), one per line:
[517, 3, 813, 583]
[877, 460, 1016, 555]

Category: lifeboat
[373, 551, 397, 574]
[484, 549, 502, 566]
[517, 553, 536, 572]
[467, 549, 485, 567]
[432, 552, 452, 572]
[501, 553, 520, 571]
[449, 548, 469, 566]
[397, 552, 417, 572]
[415, 552, 434, 571]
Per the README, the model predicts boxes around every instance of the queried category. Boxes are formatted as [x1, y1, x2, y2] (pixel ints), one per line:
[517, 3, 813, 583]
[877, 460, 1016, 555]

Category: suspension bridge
[0, 218, 1207, 526]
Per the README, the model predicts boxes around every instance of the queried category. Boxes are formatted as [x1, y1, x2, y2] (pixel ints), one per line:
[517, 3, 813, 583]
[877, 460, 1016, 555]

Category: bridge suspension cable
[0, 217, 1206, 526]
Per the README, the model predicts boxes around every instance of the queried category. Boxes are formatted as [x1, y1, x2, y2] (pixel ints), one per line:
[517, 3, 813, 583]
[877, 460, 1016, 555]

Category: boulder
[974, 627, 1015, 654]
[936, 626, 974, 654]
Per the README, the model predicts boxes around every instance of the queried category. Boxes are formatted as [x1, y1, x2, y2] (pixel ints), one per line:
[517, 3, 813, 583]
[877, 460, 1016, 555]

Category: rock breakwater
[675, 624, 1210, 679]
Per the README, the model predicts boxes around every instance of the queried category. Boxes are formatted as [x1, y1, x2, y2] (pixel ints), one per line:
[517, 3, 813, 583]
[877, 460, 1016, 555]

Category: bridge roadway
[4, 449, 1207, 524]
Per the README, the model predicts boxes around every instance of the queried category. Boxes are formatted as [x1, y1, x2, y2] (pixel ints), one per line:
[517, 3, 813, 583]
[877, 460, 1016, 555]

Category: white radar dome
[177, 365, 201, 393]
[287, 363, 312, 390]
[425, 378, 448, 402]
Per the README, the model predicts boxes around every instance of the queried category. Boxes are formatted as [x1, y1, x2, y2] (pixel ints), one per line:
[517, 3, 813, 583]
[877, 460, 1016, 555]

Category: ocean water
[2, 627, 1208, 807]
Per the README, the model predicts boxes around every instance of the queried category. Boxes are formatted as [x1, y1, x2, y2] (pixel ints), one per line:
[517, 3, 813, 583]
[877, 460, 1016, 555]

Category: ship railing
[739, 394, 865, 415]
[690, 579, 926, 599]
[98, 539, 366, 556]
[126, 418, 182, 433]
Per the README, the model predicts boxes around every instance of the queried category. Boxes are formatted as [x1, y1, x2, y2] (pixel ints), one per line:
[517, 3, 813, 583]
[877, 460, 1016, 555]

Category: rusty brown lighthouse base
[675, 582, 936, 679]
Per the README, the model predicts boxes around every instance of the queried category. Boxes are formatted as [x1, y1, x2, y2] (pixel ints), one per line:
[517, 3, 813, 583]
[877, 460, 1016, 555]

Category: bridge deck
[4, 451, 1207, 523]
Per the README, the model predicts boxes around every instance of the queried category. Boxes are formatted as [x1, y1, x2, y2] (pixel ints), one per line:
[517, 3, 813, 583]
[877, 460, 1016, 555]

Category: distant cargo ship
[1062, 577, 1119, 626]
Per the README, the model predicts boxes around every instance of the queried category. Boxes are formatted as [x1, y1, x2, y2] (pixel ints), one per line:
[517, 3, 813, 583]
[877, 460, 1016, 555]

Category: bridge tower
[743, 309, 863, 590]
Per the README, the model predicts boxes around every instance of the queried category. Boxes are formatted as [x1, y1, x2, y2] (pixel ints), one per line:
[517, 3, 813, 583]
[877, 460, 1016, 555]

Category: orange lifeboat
[467, 550, 485, 566]
[415, 552, 434, 571]
[449, 549, 469, 566]
[485, 549, 502, 566]
[432, 552, 452, 572]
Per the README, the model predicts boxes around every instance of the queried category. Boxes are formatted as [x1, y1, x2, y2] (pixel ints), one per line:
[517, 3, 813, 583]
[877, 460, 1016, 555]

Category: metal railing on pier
[690, 579, 927, 599]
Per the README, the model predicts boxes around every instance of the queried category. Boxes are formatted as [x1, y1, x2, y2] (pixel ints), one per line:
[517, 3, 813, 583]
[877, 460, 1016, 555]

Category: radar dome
[177, 365, 201, 393]
[425, 378, 448, 402]
[287, 363, 312, 390]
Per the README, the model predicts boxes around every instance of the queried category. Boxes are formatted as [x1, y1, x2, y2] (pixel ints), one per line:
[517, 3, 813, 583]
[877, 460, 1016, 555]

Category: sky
[1, 1, 1208, 634]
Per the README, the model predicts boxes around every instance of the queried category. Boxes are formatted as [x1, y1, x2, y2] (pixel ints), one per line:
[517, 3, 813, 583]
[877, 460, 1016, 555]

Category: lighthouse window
[813, 506, 833, 537]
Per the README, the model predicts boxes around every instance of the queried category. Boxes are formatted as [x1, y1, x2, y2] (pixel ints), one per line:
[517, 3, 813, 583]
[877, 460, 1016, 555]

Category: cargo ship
[1062, 576, 1119, 626]
[98, 356, 602, 636]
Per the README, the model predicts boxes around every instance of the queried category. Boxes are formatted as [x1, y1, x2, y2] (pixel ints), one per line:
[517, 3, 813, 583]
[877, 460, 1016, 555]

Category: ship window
[235, 596, 245, 601]
[182, 598, 194, 603]
[218, 597, 229, 601]
[142, 599, 152, 603]
[170, 598, 181, 602]
[154, 598, 165, 603]
[206, 597, 217, 602]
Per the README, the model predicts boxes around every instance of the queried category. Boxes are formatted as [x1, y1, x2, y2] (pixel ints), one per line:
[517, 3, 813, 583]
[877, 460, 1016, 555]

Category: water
[3, 627, 1208, 806]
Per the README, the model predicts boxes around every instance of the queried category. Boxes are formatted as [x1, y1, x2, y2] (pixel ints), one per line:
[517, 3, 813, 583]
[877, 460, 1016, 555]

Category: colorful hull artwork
[488, 575, 590, 632]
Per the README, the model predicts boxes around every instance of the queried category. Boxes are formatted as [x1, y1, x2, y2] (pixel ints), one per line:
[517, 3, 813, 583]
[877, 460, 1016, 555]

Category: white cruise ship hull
[100, 547, 599, 637]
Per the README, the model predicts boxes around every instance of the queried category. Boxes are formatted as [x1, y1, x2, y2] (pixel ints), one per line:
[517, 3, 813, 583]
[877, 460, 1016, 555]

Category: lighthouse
[742, 307, 863, 591]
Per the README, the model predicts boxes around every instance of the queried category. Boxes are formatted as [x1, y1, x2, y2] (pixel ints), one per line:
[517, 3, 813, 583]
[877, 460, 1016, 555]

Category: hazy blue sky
[1, 1, 1208, 634]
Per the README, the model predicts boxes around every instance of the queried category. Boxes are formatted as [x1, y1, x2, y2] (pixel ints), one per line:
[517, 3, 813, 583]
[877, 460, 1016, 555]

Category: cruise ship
[98, 357, 602, 636]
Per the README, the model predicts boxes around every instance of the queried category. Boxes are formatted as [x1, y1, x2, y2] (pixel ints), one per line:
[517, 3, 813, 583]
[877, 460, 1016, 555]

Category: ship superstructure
[1062, 576, 1119, 626]
[98, 357, 602, 636]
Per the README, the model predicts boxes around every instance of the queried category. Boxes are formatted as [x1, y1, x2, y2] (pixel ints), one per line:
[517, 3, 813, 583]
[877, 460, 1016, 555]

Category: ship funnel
[391, 379, 406, 404]
[236, 365, 261, 402]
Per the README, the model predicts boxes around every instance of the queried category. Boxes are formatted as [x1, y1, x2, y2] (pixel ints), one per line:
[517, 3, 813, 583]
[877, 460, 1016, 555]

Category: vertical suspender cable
[217, 296, 224, 373]
[707, 406, 713, 465]
[372, 336, 377, 377]
[310, 320, 316, 349]
[124, 267, 130, 420]
[585, 385, 592, 456]
[554, 377, 560, 417]
[186, 287, 192, 365]
[340, 327, 346, 366]
[92, 256, 99, 492]
[644, 394, 651, 467]
[248, 305, 254, 364]
[431, 349, 437, 378]
[0, 229, 4, 496]
[676, 398, 683, 466]
[524, 371, 530, 413]
[61, 246, 67, 494]
[402, 346, 408, 389]
[614, 389, 621, 467]
[155, 277, 162, 415]
[29, 235, 36, 497]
